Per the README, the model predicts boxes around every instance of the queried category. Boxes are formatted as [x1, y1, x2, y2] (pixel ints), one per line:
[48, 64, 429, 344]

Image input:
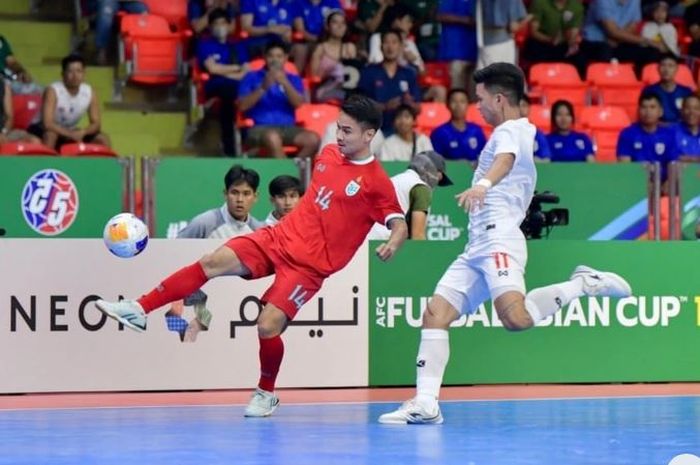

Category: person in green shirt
[403, 0, 441, 61]
[523, 0, 583, 63]
[0, 35, 31, 82]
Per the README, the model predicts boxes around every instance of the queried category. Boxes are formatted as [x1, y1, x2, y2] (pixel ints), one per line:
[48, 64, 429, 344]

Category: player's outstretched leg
[96, 245, 249, 332]
[379, 295, 458, 425]
[524, 265, 631, 325]
[244, 304, 288, 417]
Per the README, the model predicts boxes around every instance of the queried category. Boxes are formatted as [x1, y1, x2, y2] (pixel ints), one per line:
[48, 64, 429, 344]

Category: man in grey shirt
[477, 0, 529, 69]
[169, 164, 265, 341]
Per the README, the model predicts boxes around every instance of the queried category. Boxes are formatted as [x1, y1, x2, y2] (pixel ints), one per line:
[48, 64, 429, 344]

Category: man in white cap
[368, 150, 453, 240]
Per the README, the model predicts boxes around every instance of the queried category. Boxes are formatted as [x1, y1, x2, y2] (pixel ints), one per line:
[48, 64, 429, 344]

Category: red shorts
[225, 228, 324, 319]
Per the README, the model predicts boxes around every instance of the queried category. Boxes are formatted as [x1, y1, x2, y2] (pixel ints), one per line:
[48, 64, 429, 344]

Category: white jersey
[265, 211, 279, 226]
[467, 117, 536, 248]
[367, 169, 427, 240]
[50, 81, 92, 129]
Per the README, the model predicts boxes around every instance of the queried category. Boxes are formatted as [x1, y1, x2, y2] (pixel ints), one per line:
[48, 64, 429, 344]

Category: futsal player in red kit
[96, 95, 408, 417]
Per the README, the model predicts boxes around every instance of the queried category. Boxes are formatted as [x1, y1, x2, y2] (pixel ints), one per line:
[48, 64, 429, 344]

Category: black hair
[658, 52, 680, 64]
[265, 38, 289, 55]
[473, 62, 525, 106]
[447, 88, 468, 102]
[394, 103, 417, 120]
[224, 165, 260, 191]
[383, 4, 413, 30]
[61, 54, 85, 73]
[341, 94, 383, 130]
[320, 9, 347, 43]
[268, 175, 303, 197]
[380, 28, 403, 44]
[208, 7, 230, 25]
[639, 91, 662, 106]
[551, 99, 575, 129]
[683, 94, 700, 105]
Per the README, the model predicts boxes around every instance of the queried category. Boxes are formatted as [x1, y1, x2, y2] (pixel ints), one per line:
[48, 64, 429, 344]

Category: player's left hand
[375, 242, 398, 262]
[456, 186, 487, 212]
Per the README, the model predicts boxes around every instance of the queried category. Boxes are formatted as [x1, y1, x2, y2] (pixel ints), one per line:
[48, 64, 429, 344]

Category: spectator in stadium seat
[198, 8, 250, 156]
[240, 0, 300, 59]
[430, 88, 485, 162]
[684, 1, 700, 57]
[546, 100, 595, 162]
[436, 0, 477, 97]
[238, 40, 320, 158]
[519, 96, 551, 161]
[380, 104, 433, 161]
[0, 80, 41, 144]
[95, 0, 148, 65]
[265, 174, 304, 226]
[477, 0, 530, 69]
[169, 164, 264, 342]
[309, 10, 358, 103]
[404, 0, 441, 62]
[358, 0, 394, 35]
[29, 54, 111, 150]
[357, 29, 422, 136]
[368, 5, 446, 102]
[641, 1, 679, 56]
[574, 0, 663, 78]
[189, 0, 237, 35]
[0, 34, 31, 83]
[523, 0, 584, 63]
[367, 150, 453, 240]
[291, 0, 342, 72]
[674, 94, 700, 161]
[642, 53, 692, 124]
[617, 92, 678, 180]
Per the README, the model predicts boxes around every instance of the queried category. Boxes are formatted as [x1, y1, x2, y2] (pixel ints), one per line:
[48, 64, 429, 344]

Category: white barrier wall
[0, 239, 368, 393]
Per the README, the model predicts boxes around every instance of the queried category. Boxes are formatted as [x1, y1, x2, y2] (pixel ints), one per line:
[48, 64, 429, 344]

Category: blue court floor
[1, 396, 699, 465]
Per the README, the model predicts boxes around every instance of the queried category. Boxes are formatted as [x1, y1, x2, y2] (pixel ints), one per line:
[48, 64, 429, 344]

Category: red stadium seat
[0, 142, 57, 155]
[528, 104, 551, 132]
[142, 0, 188, 31]
[59, 143, 117, 157]
[11, 93, 42, 130]
[580, 106, 631, 163]
[420, 62, 451, 89]
[296, 103, 340, 138]
[529, 62, 589, 107]
[641, 62, 697, 90]
[119, 14, 186, 85]
[415, 102, 450, 135]
[586, 62, 642, 119]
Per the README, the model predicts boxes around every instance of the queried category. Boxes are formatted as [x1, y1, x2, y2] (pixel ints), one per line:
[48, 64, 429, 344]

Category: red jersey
[273, 144, 403, 277]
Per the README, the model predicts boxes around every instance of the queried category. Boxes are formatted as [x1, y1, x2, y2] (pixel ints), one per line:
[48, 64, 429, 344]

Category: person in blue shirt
[519, 96, 552, 161]
[617, 92, 679, 186]
[240, 0, 300, 58]
[675, 94, 700, 161]
[642, 53, 693, 124]
[357, 29, 422, 136]
[292, 0, 342, 76]
[574, 0, 663, 77]
[437, 0, 477, 96]
[546, 99, 595, 162]
[238, 40, 320, 158]
[188, 0, 237, 35]
[430, 88, 485, 162]
[197, 8, 249, 156]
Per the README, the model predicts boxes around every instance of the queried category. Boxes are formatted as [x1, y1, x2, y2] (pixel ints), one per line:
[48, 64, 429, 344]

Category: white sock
[416, 329, 449, 405]
[525, 278, 584, 324]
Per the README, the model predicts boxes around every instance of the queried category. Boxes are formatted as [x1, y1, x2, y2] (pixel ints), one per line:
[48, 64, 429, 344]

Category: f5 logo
[315, 186, 333, 211]
[288, 284, 308, 310]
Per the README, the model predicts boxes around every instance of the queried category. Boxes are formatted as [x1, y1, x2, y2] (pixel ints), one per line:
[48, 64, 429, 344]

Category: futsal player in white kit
[378, 63, 633, 425]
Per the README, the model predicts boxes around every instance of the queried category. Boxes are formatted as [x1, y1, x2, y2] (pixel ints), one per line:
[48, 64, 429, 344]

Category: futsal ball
[103, 213, 149, 258]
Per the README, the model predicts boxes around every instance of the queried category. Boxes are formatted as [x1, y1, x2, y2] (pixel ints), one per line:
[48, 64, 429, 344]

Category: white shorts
[434, 240, 527, 315]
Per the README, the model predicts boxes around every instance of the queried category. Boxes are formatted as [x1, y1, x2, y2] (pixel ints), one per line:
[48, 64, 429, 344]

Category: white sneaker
[95, 299, 147, 332]
[571, 265, 632, 298]
[244, 388, 280, 417]
[378, 398, 443, 425]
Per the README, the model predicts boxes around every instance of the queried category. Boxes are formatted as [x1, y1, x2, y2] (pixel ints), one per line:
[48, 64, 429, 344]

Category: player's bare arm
[375, 218, 408, 262]
[456, 152, 515, 212]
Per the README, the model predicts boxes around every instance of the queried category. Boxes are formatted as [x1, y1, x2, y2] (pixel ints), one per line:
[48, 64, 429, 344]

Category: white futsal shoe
[244, 388, 280, 417]
[95, 299, 147, 332]
[378, 398, 444, 425]
[571, 265, 632, 298]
